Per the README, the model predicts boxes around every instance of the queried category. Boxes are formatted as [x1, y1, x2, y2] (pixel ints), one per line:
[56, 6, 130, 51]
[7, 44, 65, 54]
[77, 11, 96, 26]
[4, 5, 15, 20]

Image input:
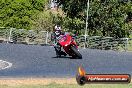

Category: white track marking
[0, 60, 12, 70]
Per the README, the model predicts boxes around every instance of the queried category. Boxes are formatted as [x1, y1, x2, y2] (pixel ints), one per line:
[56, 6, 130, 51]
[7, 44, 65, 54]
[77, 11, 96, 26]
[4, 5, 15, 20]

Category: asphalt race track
[0, 43, 132, 77]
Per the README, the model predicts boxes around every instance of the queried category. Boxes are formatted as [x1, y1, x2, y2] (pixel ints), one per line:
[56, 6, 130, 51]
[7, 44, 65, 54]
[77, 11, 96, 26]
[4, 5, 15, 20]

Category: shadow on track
[52, 56, 82, 59]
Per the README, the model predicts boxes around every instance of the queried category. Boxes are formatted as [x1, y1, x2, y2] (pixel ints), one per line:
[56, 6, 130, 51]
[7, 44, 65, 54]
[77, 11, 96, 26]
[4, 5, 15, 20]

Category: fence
[77, 35, 132, 51]
[0, 27, 52, 45]
[0, 27, 132, 51]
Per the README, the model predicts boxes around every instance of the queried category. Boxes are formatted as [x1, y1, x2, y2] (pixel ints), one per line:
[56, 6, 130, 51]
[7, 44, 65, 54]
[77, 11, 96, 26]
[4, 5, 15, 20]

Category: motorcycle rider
[53, 24, 67, 57]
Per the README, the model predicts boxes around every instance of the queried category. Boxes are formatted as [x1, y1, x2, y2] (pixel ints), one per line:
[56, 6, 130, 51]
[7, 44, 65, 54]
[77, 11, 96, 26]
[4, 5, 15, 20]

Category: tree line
[0, 0, 132, 38]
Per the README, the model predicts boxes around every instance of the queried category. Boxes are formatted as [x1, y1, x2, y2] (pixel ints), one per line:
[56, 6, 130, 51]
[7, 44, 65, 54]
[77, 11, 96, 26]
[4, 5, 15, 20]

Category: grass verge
[0, 83, 132, 88]
[0, 78, 131, 88]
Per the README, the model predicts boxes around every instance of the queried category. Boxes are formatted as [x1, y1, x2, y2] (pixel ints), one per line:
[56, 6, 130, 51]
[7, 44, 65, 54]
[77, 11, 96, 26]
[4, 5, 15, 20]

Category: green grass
[129, 34, 132, 38]
[118, 42, 132, 51]
[0, 83, 132, 88]
[118, 34, 132, 51]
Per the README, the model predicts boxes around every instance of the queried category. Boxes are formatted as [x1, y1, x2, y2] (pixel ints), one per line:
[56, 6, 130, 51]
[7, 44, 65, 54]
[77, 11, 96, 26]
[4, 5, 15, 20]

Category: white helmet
[55, 25, 61, 31]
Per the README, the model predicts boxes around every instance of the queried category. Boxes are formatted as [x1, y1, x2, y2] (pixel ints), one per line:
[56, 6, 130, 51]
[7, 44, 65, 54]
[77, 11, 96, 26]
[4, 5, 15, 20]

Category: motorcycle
[57, 33, 82, 59]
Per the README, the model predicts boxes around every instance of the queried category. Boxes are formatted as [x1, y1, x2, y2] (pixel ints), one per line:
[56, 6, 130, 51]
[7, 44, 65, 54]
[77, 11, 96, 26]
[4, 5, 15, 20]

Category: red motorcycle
[58, 34, 82, 59]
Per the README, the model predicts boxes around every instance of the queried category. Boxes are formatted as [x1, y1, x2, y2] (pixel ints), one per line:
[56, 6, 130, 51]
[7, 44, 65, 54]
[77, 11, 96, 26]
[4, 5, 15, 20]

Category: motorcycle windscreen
[59, 34, 72, 46]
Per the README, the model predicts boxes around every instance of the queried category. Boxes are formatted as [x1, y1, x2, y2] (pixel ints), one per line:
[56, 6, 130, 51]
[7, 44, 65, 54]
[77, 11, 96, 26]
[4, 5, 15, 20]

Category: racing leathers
[53, 31, 67, 57]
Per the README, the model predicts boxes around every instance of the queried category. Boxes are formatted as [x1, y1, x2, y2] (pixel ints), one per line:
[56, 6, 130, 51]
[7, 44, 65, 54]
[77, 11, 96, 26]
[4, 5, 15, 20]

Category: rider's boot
[54, 45, 61, 57]
[60, 51, 67, 56]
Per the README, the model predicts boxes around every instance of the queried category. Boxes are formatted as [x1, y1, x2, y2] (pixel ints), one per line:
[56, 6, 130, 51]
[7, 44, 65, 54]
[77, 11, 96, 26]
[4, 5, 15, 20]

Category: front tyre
[71, 46, 82, 59]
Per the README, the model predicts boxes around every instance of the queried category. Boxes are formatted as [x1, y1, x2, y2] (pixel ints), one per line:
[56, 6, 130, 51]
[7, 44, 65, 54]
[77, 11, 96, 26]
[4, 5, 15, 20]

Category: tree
[56, 0, 87, 31]
[57, 0, 132, 38]
[32, 10, 54, 32]
[0, 0, 48, 29]
[57, 0, 87, 19]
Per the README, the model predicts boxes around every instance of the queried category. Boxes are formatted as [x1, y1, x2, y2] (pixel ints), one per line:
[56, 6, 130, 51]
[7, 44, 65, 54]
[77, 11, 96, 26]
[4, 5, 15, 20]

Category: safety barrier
[0, 27, 132, 51]
[77, 35, 132, 51]
[0, 27, 52, 45]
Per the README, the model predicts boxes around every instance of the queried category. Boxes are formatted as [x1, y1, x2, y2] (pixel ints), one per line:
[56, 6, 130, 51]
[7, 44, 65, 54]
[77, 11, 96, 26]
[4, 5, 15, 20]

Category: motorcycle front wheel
[71, 46, 82, 59]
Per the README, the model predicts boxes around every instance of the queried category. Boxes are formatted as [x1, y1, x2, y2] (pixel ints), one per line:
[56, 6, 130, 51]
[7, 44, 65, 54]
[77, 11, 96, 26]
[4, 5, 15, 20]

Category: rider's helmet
[54, 24, 62, 37]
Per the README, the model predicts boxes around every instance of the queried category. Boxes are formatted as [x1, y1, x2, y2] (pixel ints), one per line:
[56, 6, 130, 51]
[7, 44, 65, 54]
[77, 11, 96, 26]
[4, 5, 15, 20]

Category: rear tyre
[71, 46, 82, 59]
